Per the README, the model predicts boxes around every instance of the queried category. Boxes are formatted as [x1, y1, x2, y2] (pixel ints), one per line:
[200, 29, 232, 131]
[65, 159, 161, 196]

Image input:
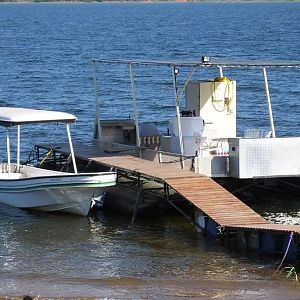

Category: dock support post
[164, 181, 168, 201]
[131, 175, 143, 225]
[163, 182, 196, 226]
[226, 229, 230, 248]
[262, 67, 276, 137]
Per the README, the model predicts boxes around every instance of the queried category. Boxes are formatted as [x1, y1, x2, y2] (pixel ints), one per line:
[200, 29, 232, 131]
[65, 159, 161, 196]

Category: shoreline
[0, 278, 299, 299]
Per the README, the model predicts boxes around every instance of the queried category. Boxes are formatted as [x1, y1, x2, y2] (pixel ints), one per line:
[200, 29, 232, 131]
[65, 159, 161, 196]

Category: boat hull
[0, 169, 116, 216]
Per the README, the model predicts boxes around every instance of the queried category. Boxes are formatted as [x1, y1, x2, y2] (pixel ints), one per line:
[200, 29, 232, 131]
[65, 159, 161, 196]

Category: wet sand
[1, 277, 299, 299]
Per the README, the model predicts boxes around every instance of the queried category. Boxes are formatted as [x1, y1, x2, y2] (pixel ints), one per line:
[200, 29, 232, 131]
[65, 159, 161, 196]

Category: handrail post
[262, 67, 276, 137]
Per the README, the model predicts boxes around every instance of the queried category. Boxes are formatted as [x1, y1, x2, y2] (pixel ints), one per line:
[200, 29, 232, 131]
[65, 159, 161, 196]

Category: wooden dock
[36, 142, 300, 236]
[35, 142, 300, 258]
[90, 155, 300, 234]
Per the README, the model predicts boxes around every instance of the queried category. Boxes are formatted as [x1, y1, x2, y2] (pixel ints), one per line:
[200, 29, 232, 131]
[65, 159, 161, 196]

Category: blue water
[0, 2, 299, 298]
[0, 2, 299, 148]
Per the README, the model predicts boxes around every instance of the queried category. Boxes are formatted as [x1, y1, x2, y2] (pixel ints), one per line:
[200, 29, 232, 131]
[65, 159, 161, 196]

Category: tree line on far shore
[1, 0, 295, 3]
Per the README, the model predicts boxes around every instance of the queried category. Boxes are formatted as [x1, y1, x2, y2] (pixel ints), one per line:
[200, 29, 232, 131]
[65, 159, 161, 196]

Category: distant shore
[0, 0, 299, 3]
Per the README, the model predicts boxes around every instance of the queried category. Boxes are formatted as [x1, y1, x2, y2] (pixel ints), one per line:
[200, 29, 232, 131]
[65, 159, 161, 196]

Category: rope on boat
[272, 231, 294, 277]
[60, 154, 72, 172]
[39, 149, 53, 167]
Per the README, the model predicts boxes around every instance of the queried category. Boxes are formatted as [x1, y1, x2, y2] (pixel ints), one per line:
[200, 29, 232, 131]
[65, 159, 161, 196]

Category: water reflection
[251, 193, 300, 225]
[0, 204, 295, 298]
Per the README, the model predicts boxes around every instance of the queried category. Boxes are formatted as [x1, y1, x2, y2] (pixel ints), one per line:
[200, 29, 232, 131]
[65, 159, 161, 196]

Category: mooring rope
[272, 231, 294, 277]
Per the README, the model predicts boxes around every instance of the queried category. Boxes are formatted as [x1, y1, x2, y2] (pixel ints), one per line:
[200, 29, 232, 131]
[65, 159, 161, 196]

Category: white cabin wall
[186, 80, 237, 140]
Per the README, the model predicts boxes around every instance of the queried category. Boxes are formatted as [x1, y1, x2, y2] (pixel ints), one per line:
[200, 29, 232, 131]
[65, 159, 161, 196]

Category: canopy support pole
[66, 124, 78, 174]
[17, 125, 20, 170]
[218, 66, 223, 77]
[171, 65, 196, 169]
[262, 67, 276, 137]
[92, 60, 102, 140]
[129, 63, 141, 157]
[6, 128, 11, 174]
[172, 66, 184, 169]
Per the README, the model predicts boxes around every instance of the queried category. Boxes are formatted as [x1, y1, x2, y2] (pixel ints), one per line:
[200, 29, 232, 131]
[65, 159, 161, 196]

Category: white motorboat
[0, 107, 116, 216]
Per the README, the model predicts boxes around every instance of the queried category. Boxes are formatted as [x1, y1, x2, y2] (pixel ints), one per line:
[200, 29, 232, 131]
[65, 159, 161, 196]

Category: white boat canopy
[0, 107, 77, 127]
[1, 107, 78, 174]
[92, 57, 300, 68]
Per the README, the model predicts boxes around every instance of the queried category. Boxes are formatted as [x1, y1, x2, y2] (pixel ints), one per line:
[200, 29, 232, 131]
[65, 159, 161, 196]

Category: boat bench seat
[0, 172, 23, 179]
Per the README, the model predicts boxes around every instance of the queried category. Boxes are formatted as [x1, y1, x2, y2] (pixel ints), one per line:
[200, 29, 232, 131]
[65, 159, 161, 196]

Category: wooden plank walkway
[37, 143, 300, 234]
[91, 155, 201, 180]
[166, 176, 267, 227]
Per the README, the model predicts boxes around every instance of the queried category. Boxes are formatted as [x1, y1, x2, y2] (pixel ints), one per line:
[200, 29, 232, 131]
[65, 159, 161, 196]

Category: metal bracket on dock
[131, 174, 143, 225]
[163, 182, 198, 228]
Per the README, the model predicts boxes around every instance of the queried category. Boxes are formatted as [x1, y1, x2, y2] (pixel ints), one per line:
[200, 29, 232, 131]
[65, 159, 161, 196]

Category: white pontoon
[0, 107, 116, 216]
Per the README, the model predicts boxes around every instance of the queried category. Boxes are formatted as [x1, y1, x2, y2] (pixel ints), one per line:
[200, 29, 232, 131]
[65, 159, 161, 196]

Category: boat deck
[37, 143, 300, 234]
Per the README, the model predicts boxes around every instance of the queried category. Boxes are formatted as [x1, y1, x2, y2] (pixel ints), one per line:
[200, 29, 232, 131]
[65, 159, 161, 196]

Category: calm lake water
[0, 2, 300, 298]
